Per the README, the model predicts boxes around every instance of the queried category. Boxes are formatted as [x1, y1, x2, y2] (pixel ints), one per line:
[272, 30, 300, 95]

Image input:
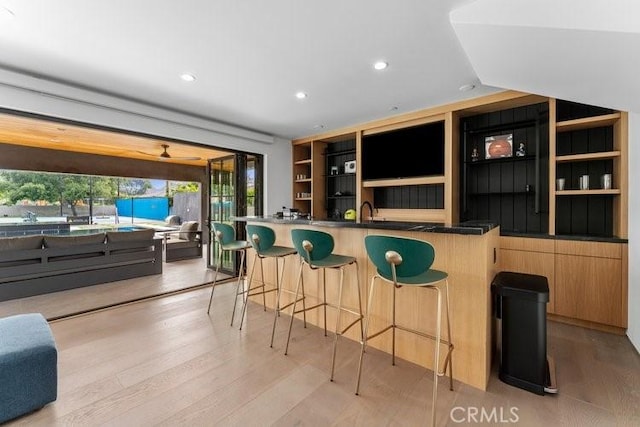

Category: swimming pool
[0, 224, 149, 238]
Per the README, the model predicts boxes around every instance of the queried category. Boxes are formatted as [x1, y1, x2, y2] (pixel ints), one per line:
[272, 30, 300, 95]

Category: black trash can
[492, 271, 555, 395]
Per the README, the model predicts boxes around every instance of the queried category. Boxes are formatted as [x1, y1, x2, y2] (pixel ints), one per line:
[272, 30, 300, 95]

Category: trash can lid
[492, 271, 549, 302]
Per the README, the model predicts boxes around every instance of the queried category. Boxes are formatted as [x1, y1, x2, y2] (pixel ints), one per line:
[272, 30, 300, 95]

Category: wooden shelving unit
[291, 91, 629, 332]
[292, 141, 324, 217]
[323, 137, 356, 219]
[556, 189, 621, 196]
[362, 175, 445, 188]
[555, 151, 620, 162]
[555, 112, 621, 132]
[550, 100, 627, 238]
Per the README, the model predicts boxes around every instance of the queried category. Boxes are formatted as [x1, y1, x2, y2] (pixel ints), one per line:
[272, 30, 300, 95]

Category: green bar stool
[286, 228, 364, 381]
[355, 235, 454, 427]
[207, 222, 252, 326]
[241, 224, 298, 346]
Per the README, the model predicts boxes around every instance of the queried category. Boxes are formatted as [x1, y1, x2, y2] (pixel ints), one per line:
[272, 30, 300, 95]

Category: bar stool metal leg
[206, 242, 224, 315]
[430, 287, 442, 427]
[230, 249, 246, 326]
[330, 267, 345, 381]
[238, 250, 260, 330]
[442, 280, 454, 391]
[355, 273, 378, 395]
[270, 256, 286, 347]
[284, 257, 305, 356]
[330, 261, 364, 382]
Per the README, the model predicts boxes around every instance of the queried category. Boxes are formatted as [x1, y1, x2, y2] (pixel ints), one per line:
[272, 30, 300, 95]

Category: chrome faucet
[360, 201, 374, 223]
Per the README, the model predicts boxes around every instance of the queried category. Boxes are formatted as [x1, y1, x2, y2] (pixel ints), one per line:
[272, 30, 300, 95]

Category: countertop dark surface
[500, 231, 628, 244]
[233, 217, 628, 243]
[234, 216, 498, 236]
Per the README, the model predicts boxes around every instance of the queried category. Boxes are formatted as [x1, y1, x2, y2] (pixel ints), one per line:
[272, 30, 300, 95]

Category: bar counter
[235, 216, 500, 391]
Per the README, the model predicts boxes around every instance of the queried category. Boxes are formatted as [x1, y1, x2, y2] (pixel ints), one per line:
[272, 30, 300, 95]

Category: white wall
[628, 112, 640, 352]
[0, 69, 292, 217]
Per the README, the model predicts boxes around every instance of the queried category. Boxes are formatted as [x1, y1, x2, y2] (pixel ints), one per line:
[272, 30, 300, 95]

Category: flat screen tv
[362, 121, 445, 180]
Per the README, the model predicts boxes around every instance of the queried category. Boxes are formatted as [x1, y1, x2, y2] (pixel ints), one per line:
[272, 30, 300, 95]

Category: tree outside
[0, 170, 201, 224]
[0, 172, 120, 216]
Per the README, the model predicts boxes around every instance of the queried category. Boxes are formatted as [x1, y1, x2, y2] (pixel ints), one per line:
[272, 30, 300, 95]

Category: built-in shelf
[556, 113, 621, 132]
[295, 197, 312, 201]
[294, 178, 312, 183]
[469, 191, 533, 196]
[555, 189, 620, 196]
[326, 173, 355, 179]
[465, 155, 536, 165]
[327, 195, 355, 200]
[325, 149, 356, 157]
[552, 100, 626, 238]
[363, 175, 445, 188]
[294, 159, 312, 165]
[555, 151, 620, 162]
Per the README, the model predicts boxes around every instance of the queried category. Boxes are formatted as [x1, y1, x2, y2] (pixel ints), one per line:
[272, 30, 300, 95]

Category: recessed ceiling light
[295, 92, 307, 99]
[313, 124, 324, 130]
[374, 61, 388, 70]
[180, 73, 196, 82]
[389, 106, 398, 111]
[459, 84, 476, 92]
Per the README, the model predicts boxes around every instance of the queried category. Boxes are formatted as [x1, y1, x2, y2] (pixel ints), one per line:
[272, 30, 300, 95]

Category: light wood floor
[3, 280, 639, 426]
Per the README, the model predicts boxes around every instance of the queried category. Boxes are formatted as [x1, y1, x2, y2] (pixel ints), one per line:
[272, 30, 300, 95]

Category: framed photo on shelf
[484, 133, 513, 159]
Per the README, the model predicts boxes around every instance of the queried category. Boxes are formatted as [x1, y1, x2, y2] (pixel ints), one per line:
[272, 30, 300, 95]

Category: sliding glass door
[207, 154, 262, 274]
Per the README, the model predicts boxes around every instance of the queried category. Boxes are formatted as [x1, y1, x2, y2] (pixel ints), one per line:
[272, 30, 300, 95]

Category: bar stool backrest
[246, 224, 276, 253]
[291, 229, 334, 263]
[364, 235, 435, 279]
[212, 222, 236, 247]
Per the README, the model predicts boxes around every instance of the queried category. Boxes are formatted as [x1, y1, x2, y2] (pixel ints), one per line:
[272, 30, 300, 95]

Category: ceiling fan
[137, 144, 201, 161]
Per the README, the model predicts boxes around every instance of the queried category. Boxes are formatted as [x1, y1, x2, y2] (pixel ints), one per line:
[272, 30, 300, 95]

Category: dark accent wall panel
[460, 102, 549, 234]
[374, 184, 444, 209]
[556, 195, 613, 236]
[556, 126, 613, 156]
[556, 101, 614, 122]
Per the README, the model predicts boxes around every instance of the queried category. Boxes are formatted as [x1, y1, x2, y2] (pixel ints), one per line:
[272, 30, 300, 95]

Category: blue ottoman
[0, 313, 57, 423]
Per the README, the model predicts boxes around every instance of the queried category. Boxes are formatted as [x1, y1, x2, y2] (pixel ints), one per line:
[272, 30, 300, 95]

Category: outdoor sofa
[163, 221, 202, 262]
[0, 229, 162, 301]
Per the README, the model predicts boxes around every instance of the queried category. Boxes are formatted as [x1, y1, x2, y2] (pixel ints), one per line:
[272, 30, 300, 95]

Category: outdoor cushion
[0, 236, 44, 268]
[0, 235, 44, 251]
[106, 228, 155, 243]
[165, 215, 181, 226]
[44, 233, 106, 248]
[178, 221, 199, 241]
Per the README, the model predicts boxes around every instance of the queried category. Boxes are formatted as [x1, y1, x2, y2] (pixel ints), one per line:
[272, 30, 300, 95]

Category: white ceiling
[450, 0, 640, 115]
[0, 0, 497, 140]
[0, 0, 637, 142]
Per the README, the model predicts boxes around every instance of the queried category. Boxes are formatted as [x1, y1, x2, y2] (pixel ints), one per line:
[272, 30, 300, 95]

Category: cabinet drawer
[555, 254, 624, 327]
[500, 236, 554, 253]
[555, 240, 623, 259]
